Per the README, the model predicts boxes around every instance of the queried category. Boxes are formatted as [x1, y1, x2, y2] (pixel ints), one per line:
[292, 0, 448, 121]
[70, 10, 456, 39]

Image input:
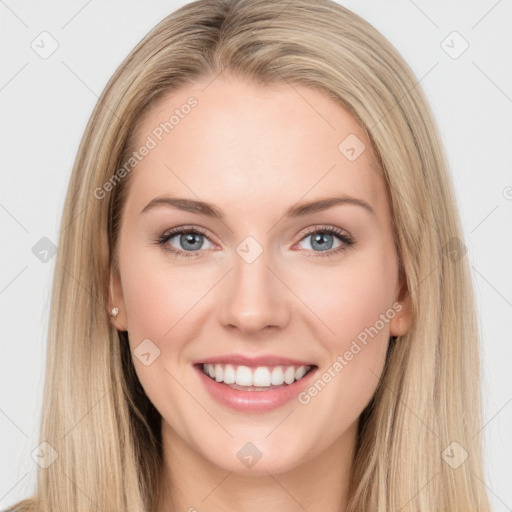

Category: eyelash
[155, 225, 355, 259]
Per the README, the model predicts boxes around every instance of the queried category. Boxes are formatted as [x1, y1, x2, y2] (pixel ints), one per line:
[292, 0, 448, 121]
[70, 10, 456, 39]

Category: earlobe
[389, 293, 412, 337]
[389, 266, 413, 337]
[109, 270, 128, 331]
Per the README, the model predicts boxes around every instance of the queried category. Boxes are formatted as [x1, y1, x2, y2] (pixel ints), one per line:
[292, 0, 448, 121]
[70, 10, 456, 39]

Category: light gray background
[1, 1, 511, 510]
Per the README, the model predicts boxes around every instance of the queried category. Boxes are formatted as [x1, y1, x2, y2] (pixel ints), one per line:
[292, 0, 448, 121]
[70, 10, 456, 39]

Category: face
[111, 74, 411, 476]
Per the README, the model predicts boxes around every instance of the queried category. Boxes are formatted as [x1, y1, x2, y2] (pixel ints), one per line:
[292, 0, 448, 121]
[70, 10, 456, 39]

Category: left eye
[297, 231, 342, 252]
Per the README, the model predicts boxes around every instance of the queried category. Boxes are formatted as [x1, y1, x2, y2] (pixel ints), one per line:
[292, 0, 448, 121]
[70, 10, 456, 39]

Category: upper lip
[192, 354, 316, 368]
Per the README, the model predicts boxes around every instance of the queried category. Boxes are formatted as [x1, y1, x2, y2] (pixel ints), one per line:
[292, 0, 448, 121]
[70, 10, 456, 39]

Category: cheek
[300, 249, 399, 345]
[120, 245, 210, 344]
[118, 246, 208, 427]
[118, 241, 220, 401]
[296, 248, 398, 406]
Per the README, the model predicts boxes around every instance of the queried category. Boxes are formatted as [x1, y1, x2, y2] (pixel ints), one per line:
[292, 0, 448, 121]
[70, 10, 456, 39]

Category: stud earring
[110, 307, 119, 318]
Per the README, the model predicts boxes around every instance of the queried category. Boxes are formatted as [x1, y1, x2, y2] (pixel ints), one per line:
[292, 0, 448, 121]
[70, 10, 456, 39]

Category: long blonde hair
[9, 0, 490, 510]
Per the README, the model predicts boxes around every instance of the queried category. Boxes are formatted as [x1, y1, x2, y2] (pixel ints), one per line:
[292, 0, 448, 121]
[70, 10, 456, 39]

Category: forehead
[124, 75, 388, 220]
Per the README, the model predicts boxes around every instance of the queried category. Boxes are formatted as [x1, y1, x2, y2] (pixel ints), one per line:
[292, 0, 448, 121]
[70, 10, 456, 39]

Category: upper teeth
[202, 363, 311, 387]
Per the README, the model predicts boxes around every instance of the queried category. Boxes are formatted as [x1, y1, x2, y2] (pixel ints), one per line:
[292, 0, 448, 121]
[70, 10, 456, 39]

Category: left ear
[389, 269, 413, 337]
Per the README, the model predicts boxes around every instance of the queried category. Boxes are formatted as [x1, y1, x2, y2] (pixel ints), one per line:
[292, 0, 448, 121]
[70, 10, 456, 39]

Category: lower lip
[194, 365, 318, 413]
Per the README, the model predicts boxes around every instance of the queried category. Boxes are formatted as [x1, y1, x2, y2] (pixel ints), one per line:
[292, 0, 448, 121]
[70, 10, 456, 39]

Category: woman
[7, 0, 490, 510]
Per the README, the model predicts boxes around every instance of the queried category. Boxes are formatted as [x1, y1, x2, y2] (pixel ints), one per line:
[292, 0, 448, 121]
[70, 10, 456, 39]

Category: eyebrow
[140, 195, 375, 219]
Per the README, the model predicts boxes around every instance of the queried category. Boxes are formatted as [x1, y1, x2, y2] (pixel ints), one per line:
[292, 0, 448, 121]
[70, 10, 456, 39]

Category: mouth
[192, 354, 319, 412]
[196, 362, 317, 391]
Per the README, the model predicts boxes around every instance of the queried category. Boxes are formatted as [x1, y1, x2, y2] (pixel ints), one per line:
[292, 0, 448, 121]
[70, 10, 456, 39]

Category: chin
[199, 437, 310, 476]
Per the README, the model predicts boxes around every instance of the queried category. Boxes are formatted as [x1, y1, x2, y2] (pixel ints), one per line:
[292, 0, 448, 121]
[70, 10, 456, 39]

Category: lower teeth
[223, 382, 289, 391]
[203, 372, 308, 389]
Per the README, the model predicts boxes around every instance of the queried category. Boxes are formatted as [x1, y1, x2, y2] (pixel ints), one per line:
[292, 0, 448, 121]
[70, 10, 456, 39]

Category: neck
[157, 419, 357, 512]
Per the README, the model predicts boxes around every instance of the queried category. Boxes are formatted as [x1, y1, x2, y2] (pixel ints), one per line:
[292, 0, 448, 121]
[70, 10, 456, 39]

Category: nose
[217, 247, 291, 335]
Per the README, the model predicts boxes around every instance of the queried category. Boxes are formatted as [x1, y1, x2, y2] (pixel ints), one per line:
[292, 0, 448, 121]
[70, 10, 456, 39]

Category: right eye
[156, 226, 215, 258]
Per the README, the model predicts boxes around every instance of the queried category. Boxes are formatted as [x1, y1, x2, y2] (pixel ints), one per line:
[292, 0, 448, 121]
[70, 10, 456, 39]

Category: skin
[111, 74, 411, 512]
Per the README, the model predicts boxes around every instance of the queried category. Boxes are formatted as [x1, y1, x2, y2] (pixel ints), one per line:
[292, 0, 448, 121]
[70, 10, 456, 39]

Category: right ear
[109, 269, 128, 331]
